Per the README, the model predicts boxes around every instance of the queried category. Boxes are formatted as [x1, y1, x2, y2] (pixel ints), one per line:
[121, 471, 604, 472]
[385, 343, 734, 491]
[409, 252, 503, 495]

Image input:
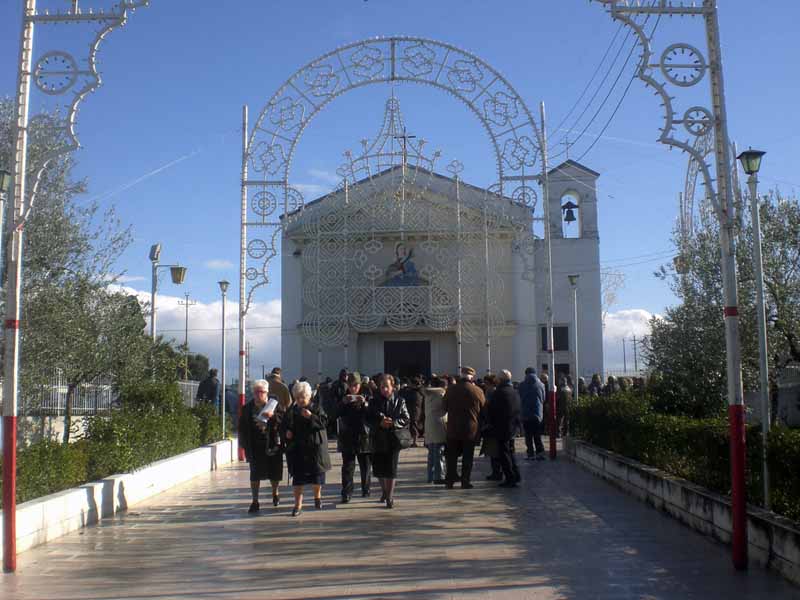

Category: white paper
[256, 398, 279, 423]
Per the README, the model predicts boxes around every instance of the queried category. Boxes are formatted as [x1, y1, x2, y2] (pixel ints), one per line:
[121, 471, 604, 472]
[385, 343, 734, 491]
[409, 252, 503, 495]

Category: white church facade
[280, 100, 603, 382]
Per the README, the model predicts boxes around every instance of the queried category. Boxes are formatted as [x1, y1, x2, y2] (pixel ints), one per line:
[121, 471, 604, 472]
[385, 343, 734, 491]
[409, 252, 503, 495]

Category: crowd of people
[237, 365, 632, 517]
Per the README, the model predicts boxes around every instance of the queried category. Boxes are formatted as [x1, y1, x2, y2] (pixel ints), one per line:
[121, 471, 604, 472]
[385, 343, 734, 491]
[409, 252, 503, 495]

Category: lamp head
[0, 169, 11, 194]
[170, 266, 187, 285]
[149, 243, 162, 262]
[568, 274, 579, 287]
[737, 148, 766, 176]
[218, 280, 230, 294]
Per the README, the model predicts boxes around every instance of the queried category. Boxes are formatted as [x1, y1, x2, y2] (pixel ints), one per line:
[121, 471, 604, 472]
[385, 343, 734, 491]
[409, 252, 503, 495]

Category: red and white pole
[237, 104, 248, 462]
[706, 2, 748, 570]
[3, 0, 36, 573]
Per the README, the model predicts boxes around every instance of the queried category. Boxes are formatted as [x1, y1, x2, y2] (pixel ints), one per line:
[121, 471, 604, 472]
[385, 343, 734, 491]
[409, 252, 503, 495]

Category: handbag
[393, 426, 413, 450]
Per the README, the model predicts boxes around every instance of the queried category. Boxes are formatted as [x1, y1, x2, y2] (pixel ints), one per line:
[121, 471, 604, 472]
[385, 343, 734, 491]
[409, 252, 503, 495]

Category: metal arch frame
[240, 36, 546, 317]
[594, 0, 748, 570]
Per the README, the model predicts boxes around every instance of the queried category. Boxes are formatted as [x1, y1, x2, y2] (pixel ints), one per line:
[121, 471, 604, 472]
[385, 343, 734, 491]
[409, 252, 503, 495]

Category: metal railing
[0, 372, 201, 416]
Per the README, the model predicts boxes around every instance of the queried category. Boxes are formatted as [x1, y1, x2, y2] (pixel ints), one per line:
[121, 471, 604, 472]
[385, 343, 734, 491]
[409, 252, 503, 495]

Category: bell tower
[546, 160, 600, 240]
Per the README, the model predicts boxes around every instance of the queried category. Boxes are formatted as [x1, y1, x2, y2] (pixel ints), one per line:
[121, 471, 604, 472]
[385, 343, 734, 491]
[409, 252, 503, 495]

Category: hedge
[0, 382, 228, 508]
[571, 392, 800, 523]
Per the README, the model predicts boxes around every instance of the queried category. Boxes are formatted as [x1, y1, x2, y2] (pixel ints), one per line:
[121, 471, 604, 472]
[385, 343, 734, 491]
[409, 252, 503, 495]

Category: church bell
[561, 200, 579, 224]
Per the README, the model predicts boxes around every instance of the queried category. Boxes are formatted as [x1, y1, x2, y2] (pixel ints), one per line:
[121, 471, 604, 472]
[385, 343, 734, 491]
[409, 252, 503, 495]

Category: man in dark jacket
[196, 369, 220, 410]
[518, 367, 545, 460]
[327, 368, 348, 438]
[399, 375, 425, 447]
[488, 370, 522, 487]
[442, 366, 485, 489]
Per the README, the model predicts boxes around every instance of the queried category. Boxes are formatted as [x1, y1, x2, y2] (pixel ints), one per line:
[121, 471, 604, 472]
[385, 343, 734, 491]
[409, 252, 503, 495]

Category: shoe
[314, 498, 322, 510]
[380, 492, 386, 502]
[272, 494, 280, 507]
[340, 496, 350, 504]
[461, 482, 474, 490]
[248, 501, 260, 513]
[362, 489, 371, 497]
[445, 482, 454, 489]
[536, 453, 546, 461]
[485, 474, 503, 481]
[386, 498, 394, 509]
[499, 481, 518, 488]
[291, 506, 302, 517]
[433, 479, 447, 485]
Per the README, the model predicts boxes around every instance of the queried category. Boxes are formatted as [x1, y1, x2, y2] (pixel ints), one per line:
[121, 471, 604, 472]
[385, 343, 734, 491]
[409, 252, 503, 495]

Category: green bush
[572, 394, 800, 523]
[0, 380, 220, 508]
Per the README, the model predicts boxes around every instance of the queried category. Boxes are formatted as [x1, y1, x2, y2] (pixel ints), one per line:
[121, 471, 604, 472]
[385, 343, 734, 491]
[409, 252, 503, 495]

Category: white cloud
[109, 284, 281, 384]
[602, 309, 659, 373]
[204, 259, 235, 270]
[308, 168, 341, 185]
[115, 275, 146, 283]
[293, 183, 329, 199]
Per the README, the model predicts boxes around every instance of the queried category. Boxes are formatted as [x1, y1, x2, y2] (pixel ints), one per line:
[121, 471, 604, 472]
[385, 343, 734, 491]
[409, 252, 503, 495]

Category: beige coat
[423, 387, 448, 445]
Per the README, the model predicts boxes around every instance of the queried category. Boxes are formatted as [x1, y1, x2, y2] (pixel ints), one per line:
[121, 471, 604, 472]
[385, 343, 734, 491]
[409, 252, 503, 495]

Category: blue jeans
[426, 443, 446, 482]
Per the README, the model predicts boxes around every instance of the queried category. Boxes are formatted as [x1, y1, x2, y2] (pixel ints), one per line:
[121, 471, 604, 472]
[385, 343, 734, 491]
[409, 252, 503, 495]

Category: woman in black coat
[336, 372, 373, 503]
[238, 379, 285, 513]
[368, 374, 410, 509]
[282, 380, 331, 517]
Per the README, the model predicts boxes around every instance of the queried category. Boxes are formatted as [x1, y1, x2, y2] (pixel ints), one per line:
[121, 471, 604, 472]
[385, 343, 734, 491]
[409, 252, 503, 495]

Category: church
[281, 99, 603, 383]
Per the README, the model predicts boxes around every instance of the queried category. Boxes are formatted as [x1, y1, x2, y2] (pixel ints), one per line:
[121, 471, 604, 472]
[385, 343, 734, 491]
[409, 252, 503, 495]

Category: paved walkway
[2, 444, 799, 599]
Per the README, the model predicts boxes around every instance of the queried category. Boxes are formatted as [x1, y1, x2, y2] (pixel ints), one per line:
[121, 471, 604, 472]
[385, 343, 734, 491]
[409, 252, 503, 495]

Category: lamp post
[568, 274, 579, 406]
[738, 147, 770, 510]
[218, 280, 229, 438]
[178, 292, 197, 380]
[148, 243, 187, 340]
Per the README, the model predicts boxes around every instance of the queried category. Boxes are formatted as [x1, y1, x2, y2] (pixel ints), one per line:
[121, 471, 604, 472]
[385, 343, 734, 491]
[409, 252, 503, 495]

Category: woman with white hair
[238, 379, 285, 513]
[282, 380, 331, 516]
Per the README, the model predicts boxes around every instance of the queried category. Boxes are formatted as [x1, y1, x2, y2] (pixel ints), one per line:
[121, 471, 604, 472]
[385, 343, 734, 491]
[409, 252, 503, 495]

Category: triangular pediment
[548, 159, 600, 179]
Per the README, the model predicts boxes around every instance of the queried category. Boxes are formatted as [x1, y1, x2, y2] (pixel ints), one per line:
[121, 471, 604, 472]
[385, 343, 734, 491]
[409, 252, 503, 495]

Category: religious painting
[380, 242, 428, 287]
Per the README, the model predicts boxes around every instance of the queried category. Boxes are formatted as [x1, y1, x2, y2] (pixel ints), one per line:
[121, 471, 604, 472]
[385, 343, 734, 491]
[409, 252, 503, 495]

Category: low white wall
[567, 439, 800, 586]
[0, 437, 239, 561]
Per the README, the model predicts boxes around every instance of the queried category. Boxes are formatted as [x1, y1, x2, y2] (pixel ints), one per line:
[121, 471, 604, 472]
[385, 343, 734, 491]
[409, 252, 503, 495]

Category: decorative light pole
[595, 0, 749, 569]
[218, 280, 230, 438]
[148, 243, 187, 341]
[568, 274, 580, 406]
[738, 148, 770, 510]
[3, 0, 149, 573]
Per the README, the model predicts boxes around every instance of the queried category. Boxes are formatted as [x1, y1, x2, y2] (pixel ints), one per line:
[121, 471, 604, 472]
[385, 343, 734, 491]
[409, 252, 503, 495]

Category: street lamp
[218, 280, 229, 438]
[149, 243, 187, 340]
[568, 274, 580, 408]
[737, 147, 770, 510]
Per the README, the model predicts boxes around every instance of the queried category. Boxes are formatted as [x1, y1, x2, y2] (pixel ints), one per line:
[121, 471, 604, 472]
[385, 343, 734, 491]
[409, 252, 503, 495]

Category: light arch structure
[240, 36, 545, 313]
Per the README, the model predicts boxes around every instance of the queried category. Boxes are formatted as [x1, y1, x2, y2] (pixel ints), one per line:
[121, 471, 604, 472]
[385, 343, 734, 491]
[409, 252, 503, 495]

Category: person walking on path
[282, 381, 331, 517]
[518, 367, 545, 460]
[423, 376, 448, 484]
[480, 373, 502, 481]
[337, 372, 373, 503]
[368, 373, 410, 508]
[196, 368, 220, 409]
[488, 370, 522, 487]
[267, 367, 292, 410]
[442, 366, 485, 489]
[400, 375, 425, 447]
[238, 379, 285, 513]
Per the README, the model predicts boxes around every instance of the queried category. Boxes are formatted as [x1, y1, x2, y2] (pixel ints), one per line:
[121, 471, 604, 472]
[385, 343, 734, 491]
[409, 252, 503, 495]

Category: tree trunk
[62, 382, 77, 445]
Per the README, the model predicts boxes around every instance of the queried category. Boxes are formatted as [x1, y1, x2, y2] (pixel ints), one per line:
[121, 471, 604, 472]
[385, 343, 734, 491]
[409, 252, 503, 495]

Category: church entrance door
[384, 341, 431, 379]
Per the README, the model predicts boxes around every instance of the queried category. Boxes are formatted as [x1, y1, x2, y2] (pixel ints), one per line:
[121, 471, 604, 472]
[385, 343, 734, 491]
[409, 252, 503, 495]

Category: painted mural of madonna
[381, 242, 428, 287]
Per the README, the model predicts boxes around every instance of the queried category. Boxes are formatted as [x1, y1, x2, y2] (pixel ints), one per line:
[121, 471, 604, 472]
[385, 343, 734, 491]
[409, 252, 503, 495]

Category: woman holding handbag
[368, 374, 410, 509]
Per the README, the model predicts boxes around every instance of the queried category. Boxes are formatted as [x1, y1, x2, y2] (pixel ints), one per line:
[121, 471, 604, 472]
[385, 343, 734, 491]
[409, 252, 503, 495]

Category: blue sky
[1, 0, 798, 377]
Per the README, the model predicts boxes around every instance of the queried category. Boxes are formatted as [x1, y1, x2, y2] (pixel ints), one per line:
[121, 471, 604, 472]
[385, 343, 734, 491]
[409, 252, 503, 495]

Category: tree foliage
[644, 187, 800, 416]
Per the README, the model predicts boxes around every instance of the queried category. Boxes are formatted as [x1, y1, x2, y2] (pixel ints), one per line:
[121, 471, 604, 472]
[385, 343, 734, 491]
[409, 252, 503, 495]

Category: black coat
[282, 402, 331, 475]
[487, 382, 522, 441]
[368, 393, 410, 454]
[336, 391, 373, 455]
[238, 400, 284, 460]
